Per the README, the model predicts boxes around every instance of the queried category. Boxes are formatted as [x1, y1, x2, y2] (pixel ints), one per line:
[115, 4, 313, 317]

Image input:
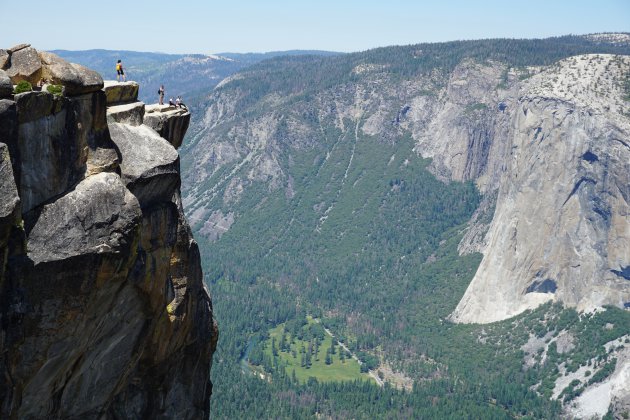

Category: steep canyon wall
[0, 45, 216, 419]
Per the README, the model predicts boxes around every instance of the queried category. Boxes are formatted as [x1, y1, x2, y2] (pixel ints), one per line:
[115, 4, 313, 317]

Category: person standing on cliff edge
[158, 85, 165, 105]
[116, 59, 126, 82]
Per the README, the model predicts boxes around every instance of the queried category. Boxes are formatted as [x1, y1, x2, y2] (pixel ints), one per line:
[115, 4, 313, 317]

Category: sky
[1, 0, 629, 54]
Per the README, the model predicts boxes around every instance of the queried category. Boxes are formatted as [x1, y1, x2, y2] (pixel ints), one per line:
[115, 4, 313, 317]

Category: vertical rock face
[0, 47, 216, 419]
[450, 54, 630, 323]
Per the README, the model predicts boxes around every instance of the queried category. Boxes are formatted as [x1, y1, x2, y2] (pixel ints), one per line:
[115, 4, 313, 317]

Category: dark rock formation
[0, 46, 216, 419]
[0, 142, 19, 256]
[0, 70, 11, 98]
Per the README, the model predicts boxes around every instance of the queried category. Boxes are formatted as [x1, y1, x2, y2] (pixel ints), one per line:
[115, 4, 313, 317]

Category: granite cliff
[0, 45, 216, 419]
[450, 54, 630, 324]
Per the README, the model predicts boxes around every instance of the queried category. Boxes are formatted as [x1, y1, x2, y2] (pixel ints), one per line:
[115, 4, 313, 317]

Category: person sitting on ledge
[169, 97, 175, 106]
[176, 96, 188, 110]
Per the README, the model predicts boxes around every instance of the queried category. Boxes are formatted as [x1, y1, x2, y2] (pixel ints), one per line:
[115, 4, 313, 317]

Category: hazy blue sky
[1, 0, 628, 54]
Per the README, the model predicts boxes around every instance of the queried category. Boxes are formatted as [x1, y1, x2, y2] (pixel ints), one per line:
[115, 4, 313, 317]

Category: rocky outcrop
[107, 101, 145, 126]
[145, 104, 191, 149]
[104, 80, 145, 126]
[103, 80, 140, 105]
[109, 122, 180, 208]
[4, 46, 42, 85]
[0, 45, 103, 95]
[39, 51, 104, 96]
[0, 46, 216, 419]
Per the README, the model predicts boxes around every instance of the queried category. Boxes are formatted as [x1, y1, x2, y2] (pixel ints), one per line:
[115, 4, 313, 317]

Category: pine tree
[325, 348, 333, 365]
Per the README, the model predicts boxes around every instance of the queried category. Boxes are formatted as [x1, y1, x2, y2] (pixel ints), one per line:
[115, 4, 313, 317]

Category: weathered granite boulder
[5, 46, 42, 85]
[107, 101, 145, 126]
[103, 80, 139, 105]
[109, 122, 180, 208]
[39, 51, 103, 96]
[25, 172, 141, 264]
[7, 43, 30, 53]
[144, 104, 191, 149]
[0, 70, 11, 98]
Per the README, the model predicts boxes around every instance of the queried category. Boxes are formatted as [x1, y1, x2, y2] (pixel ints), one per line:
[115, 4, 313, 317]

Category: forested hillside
[180, 34, 630, 419]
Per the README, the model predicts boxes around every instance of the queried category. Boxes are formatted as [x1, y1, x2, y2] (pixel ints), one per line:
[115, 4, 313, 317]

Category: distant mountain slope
[52, 49, 341, 103]
[182, 31, 630, 326]
[180, 33, 630, 418]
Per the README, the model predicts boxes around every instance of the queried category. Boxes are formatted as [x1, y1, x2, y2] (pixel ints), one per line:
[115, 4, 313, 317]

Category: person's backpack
[158, 89, 161, 95]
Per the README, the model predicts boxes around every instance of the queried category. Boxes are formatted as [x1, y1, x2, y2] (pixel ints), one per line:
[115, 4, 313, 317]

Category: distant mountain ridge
[52, 49, 341, 103]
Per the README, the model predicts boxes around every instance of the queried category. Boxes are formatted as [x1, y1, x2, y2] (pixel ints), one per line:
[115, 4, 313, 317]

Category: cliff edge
[0, 45, 217, 419]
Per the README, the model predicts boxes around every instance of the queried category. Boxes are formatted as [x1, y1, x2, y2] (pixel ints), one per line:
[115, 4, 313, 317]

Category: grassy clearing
[261, 318, 373, 384]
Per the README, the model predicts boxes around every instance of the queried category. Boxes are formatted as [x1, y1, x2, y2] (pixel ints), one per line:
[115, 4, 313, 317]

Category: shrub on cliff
[14, 80, 32, 94]
[47, 84, 63, 96]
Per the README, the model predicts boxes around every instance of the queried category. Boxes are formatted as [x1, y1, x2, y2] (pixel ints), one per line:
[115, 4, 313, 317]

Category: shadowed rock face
[0, 46, 216, 419]
[0, 70, 11, 98]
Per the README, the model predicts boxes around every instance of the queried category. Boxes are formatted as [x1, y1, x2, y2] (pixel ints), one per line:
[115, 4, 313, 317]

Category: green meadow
[260, 318, 373, 384]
